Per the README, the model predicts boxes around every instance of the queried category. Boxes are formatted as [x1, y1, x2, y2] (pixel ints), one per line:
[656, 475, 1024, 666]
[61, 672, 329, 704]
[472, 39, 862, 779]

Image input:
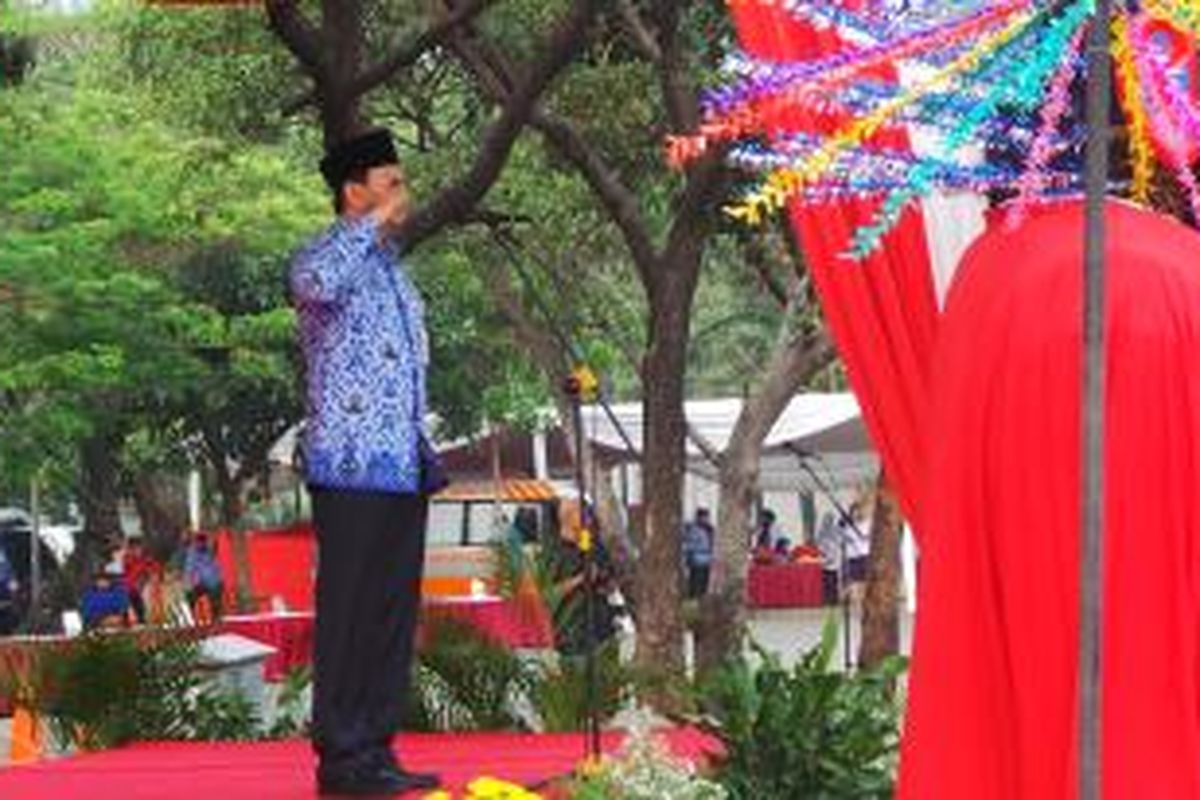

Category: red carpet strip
[0, 729, 719, 799]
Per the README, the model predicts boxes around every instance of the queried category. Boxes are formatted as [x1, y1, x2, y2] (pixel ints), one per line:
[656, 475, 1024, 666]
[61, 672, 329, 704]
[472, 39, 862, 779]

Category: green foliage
[19, 633, 275, 748]
[93, 2, 301, 142]
[0, 65, 324, 505]
[190, 684, 261, 742]
[405, 617, 533, 732]
[29, 634, 197, 748]
[700, 619, 906, 800]
[531, 642, 629, 734]
[265, 664, 312, 739]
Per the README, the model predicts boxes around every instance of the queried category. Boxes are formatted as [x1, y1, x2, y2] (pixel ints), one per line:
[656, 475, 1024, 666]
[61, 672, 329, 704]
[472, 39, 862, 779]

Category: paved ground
[746, 604, 915, 669]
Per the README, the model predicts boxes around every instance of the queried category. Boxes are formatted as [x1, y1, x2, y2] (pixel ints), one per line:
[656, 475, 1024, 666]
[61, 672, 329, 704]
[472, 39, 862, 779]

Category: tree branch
[616, 0, 662, 62]
[650, 0, 698, 133]
[662, 148, 729, 267]
[281, 0, 496, 116]
[357, 0, 496, 97]
[264, 0, 323, 76]
[396, 0, 602, 253]
[742, 235, 790, 308]
[445, 30, 659, 282]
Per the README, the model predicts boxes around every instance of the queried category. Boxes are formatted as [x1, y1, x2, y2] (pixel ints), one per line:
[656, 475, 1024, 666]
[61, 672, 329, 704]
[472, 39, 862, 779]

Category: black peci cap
[319, 128, 399, 191]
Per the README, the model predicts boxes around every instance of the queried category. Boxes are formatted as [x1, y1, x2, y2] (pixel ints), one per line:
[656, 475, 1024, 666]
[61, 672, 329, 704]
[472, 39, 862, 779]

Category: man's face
[359, 163, 410, 227]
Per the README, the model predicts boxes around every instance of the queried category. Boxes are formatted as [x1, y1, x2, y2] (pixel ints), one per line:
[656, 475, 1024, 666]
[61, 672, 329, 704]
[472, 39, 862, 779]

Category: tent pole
[1080, 5, 1111, 800]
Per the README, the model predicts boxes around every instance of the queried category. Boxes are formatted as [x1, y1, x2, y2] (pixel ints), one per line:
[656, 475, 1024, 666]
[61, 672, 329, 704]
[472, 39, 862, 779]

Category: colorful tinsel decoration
[671, 0, 1200, 258]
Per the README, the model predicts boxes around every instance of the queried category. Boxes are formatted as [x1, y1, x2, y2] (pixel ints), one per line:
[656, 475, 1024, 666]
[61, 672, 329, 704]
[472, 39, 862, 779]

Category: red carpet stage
[0, 730, 719, 799]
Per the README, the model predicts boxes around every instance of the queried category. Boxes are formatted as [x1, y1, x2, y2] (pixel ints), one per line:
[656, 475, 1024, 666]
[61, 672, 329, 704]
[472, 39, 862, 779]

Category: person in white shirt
[841, 501, 872, 585]
[816, 512, 843, 604]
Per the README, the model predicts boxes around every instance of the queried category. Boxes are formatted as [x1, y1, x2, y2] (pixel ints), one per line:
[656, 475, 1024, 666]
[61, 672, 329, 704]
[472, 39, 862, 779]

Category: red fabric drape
[215, 526, 315, 612]
[902, 201, 1200, 798]
[728, 2, 940, 531]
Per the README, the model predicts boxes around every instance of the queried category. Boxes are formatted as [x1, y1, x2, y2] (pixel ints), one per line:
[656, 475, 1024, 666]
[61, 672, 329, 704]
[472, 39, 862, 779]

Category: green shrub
[530, 640, 628, 733]
[21, 632, 264, 749]
[700, 618, 906, 800]
[404, 617, 533, 732]
[265, 664, 311, 739]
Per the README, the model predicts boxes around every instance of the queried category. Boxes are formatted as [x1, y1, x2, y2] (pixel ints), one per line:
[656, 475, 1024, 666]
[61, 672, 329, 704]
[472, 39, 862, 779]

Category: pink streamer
[1006, 25, 1087, 229]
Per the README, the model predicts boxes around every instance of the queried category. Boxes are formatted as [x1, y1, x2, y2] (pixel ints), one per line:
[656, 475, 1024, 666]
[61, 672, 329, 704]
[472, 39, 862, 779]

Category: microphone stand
[565, 369, 602, 763]
[787, 444, 864, 671]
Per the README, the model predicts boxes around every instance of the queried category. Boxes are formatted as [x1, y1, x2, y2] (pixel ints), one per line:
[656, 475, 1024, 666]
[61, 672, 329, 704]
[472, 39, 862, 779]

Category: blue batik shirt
[290, 215, 430, 494]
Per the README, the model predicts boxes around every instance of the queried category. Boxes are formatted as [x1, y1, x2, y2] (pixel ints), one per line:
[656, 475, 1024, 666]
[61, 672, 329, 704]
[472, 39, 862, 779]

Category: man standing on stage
[291, 128, 441, 796]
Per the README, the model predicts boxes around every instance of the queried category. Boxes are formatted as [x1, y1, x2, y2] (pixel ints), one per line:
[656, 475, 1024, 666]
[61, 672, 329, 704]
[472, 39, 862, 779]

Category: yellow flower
[464, 775, 543, 799]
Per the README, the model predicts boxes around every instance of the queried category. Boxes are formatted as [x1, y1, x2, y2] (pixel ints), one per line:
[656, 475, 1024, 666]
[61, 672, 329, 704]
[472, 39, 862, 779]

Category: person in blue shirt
[182, 532, 224, 620]
[0, 547, 18, 635]
[681, 507, 715, 598]
[80, 564, 130, 630]
[291, 128, 441, 797]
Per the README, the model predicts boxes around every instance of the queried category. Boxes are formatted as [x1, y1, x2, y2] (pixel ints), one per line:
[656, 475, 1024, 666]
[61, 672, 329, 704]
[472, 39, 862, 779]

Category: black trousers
[311, 488, 428, 768]
[687, 564, 711, 598]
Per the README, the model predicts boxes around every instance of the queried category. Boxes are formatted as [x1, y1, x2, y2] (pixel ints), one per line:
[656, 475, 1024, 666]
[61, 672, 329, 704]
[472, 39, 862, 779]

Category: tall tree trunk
[212, 462, 255, 612]
[858, 471, 904, 669]
[696, 331, 832, 678]
[130, 472, 189, 563]
[80, 432, 124, 562]
[634, 267, 694, 703]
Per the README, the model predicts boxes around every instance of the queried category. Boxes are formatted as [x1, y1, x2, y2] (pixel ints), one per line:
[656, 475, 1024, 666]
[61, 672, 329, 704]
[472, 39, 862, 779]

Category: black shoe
[370, 748, 440, 790]
[317, 760, 417, 797]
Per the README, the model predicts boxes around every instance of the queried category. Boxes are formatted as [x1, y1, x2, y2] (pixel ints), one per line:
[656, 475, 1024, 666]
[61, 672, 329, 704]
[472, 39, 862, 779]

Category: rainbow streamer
[678, 0, 1200, 256]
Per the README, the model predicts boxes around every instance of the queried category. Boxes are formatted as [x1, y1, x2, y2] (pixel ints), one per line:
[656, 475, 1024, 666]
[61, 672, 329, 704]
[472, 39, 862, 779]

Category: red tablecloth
[219, 613, 316, 682]
[746, 562, 824, 609]
[219, 596, 554, 682]
[420, 596, 554, 650]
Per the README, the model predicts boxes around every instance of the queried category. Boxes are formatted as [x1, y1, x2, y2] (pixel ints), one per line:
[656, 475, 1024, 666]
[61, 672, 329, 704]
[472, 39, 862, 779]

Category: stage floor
[0, 729, 718, 799]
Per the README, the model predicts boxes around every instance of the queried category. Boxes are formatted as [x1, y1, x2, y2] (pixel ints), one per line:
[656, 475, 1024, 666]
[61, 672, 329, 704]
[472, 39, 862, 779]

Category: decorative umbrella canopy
[669, 0, 1200, 257]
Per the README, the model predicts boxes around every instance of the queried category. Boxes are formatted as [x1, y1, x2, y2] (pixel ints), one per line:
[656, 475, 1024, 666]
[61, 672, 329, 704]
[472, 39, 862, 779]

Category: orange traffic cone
[10, 705, 43, 764]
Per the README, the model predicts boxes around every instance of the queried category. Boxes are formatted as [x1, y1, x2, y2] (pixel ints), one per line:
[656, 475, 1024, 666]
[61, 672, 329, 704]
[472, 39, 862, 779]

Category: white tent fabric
[580, 393, 879, 491]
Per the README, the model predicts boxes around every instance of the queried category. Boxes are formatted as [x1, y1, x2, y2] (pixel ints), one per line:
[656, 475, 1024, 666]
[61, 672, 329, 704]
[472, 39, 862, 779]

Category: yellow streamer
[725, 7, 1037, 225]
[1144, 0, 1200, 38]
[1113, 14, 1157, 203]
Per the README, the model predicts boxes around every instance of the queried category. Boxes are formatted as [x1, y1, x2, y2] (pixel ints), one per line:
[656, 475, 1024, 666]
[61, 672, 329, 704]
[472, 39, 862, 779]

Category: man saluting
[291, 128, 442, 796]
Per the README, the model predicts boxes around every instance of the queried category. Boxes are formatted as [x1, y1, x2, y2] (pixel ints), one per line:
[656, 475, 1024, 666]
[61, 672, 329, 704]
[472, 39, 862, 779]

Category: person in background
[841, 501, 873, 595]
[121, 538, 156, 624]
[80, 563, 132, 630]
[182, 531, 224, 621]
[754, 508, 778, 550]
[681, 507, 715, 598]
[0, 546, 18, 635]
[816, 511, 843, 605]
[545, 500, 621, 657]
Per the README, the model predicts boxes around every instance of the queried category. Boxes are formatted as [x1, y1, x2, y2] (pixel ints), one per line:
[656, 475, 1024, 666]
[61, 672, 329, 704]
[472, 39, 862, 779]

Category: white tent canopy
[580, 393, 879, 491]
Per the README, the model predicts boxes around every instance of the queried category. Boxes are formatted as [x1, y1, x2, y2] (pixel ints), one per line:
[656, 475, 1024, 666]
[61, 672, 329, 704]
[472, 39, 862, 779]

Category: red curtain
[903, 201, 1200, 798]
[728, 2, 940, 531]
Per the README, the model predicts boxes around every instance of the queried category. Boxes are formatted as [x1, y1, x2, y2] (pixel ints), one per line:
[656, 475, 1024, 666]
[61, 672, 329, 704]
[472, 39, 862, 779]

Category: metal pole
[567, 375, 602, 761]
[29, 475, 41, 632]
[1080, 5, 1111, 799]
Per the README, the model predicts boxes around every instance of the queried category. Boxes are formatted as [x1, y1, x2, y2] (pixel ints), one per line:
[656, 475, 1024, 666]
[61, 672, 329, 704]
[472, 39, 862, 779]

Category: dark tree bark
[694, 330, 833, 678]
[858, 471, 904, 670]
[80, 432, 124, 559]
[0, 35, 35, 88]
[200, 427, 262, 612]
[130, 472, 189, 563]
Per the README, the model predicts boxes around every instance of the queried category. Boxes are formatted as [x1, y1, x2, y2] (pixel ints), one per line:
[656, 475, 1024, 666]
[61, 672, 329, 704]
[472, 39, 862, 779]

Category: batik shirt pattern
[291, 216, 429, 494]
